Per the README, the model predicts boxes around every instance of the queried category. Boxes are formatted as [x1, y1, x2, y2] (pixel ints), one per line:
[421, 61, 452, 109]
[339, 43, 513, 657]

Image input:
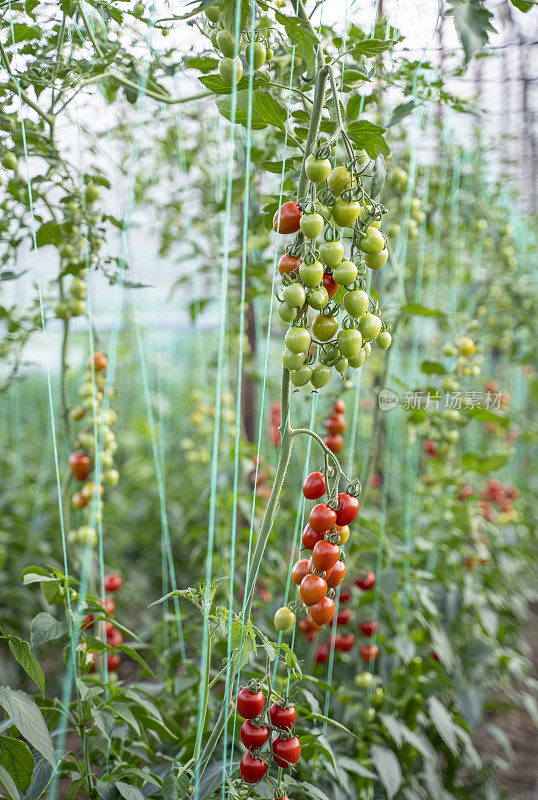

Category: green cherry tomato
[322, 343, 340, 364]
[328, 165, 351, 196]
[337, 328, 362, 359]
[358, 313, 382, 342]
[217, 29, 241, 57]
[355, 671, 373, 689]
[290, 365, 313, 386]
[285, 326, 311, 354]
[246, 41, 266, 70]
[331, 198, 360, 227]
[335, 356, 349, 375]
[365, 248, 388, 270]
[315, 200, 332, 220]
[311, 363, 331, 388]
[332, 260, 358, 286]
[360, 226, 385, 254]
[305, 154, 332, 183]
[266, 46, 274, 61]
[308, 287, 329, 310]
[54, 301, 70, 320]
[299, 260, 324, 287]
[219, 56, 243, 85]
[274, 606, 295, 632]
[300, 212, 324, 239]
[205, 5, 221, 23]
[282, 348, 306, 370]
[319, 240, 344, 268]
[70, 299, 86, 317]
[410, 197, 421, 215]
[312, 314, 338, 342]
[344, 289, 369, 318]
[359, 207, 381, 228]
[1, 152, 18, 171]
[376, 331, 392, 350]
[348, 348, 366, 368]
[278, 303, 298, 323]
[362, 341, 371, 358]
[85, 183, 100, 203]
[283, 282, 306, 308]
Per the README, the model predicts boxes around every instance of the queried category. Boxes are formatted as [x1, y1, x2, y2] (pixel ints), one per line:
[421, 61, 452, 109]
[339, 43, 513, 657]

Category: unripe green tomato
[308, 287, 329, 310]
[274, 606, 295, 632]
[285, 326, 310, 353]
[300, 212, 324, 239]
[408, 221, 419, 238]
[409, 197, 421, 215]
[331, 198, 360, 227]
[84, 183, 100, 203]
[279, 301, 298, 324]
[458, 336, 475, 356]
[312, 313, 338, 342]
[362, 342, 371, 358]
[355, 671, 373, 689]
[70, 405, 85, 421]
[319, 240, 344, 267]
[373, 686, 384, 707]
[386, 222, 400, 238]
[328, 165, 351, 196]
[471, 364, 481, 377]
[54, 301, 70, 320]
[103, 468, 119, 487]
[376, 331, 391, 350]
[445, 429, 459, 444]
[299, 260, 324, 287]
[210, 28, 220, 49]
[367, 708, 376, 722]
[414, 209, 426, 224]
[443, 343, 457, 357]
[1, 152, 18, 171]
[365, 248, 388, 270]
[444, 409, 460, 422]
[344, 289, 369, 318]
[134, 1, 145, 15]
[205, 4, 221, 22]
[323, 343, 339, 363]
[70, 277, 86, 298]
[359, 207, 381, 228]
[69, 299, 86, 317]
[390, 166, 407, 186]
[359, 226, 385, 254]
[305, 154, 331, 183]
[332, 260, 357, 285]
[266, 46, 274, 61]
[311, 363, 331, 388]
[217, 29, 241, 57]
[283, 282, 306, 308]
[246, 41, 266, 70]
[219, 56, 243, 85]
[59, 243, 76, 260]
[358, 313, 382, 342]
[337, 328, 362, 359]
[348, 348, 366, 369]
[314, 200, 331, 220]
[335, 356, 348, 375]
[290, 365, 313, 387]
[101, 450, 114, 468]
[77, 526, 97, 547]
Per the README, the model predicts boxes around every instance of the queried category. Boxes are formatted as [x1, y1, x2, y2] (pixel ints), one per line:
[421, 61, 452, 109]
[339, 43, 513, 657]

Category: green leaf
[95, 779, 120, 800]
[511, 0, 534, 10]
[30, 612, 67, 650]
[387, 98, 417, 127]
[198, 72, 270, 95]
[428, 696, 459, 755]
[275, 10, 319, 74]
[7, 638, 45, 696]
[404, 302, 444, 317]
[352, 38, 396, 57]
[336, 756, 377, 779]
[12, 23, 41, 42]
[216, 91, 268, 129]
[0, 737, 34, 792]
[421, 361, 446, 375]
[462, 452, 510, 473]
[466, 407, 510, 428]
[219, 0, 250, 33]
[115, 782, 145, 800]
[0, 687, 55, 765]
[253, 91, 288, 131]
[162, 774, 190, 800]
[370, 744, 402, 799]
[446, 0, 496, 63]
[346, 120, 389, 157]
[0, 764, 19, 800]
[34, 221, 62, 248]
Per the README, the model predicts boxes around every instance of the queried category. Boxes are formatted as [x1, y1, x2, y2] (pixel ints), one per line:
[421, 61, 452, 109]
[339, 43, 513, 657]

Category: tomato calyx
[247, 678, 262, 694]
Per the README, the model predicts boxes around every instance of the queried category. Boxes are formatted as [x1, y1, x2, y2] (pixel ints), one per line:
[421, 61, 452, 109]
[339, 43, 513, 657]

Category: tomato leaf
[346, 120, 389, 157]
[387, 98, 417, 127]
[446, 0, 496, 63]
[427, 696, 459, 755]
[466, 407, 510, 428]
[0, 738, 34, 792]
[462, 452, 510, 473]
[275, 10, 319, 75]
[351, 38, 396, 57]
[199, 72, 270, 95]
[7, 637, 45, 696]
[30, 612, 67, 650]
[404, 302, 445, 317]
[0, 687, 55, 765]
[370, 744, 402, 799]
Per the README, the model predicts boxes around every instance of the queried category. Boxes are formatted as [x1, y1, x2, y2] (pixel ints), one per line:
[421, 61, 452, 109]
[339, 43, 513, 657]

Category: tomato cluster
[276, 143, 392, 391]
[83, 574, 123, 674]
[237, 683, 300, 785]
[324, 397, 346, 453]
[479, 478, 519, 524]
[205, 6, 273, 87]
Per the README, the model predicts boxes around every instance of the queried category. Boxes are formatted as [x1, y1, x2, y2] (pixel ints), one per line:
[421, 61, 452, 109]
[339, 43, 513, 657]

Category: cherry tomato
[339, 585, 351, 602]
[278, 253, 302, 277]
[312, 539, 341, 572]
[283, 282, 306, 308]
[274, 607, 295, 632]
[237, 686, 265, 719]
[82, 614, 94, 630]
[309, 503, 337, 533]
[328, 165, 351, 195]
[331, 198, 360, 227]
[273, 202, 303, 234]
[332, 399, 345, 414]
[303, 471, 326, 499]
[92, 352, 108, 372]
[348, 350, 366, 369]
[319, 240, 344, 268]
[360, 644, 378, 663]
[100, 597, 115, 614]
[358, 313, 382, 342]
[328, 633, 343, 650]
[219, 56, 243, 85]
[107, 628, 123, 647]
[72, 491, 88, 509]
[335, 524, 350, 545]
[360, 226, 385, 254]
[307, 556, 331, 579]
[240, 752, 268, 783]
[310, 595, 335, 626]
[246, 40, 266, 70]
[312, 313, 338, 342]
[324, 433, 343, 453]
[307, 286, 329, 311]
[316, 644, 329, 663]
[269, 703, 297, 730]
[300, 614, 321, 633]
[376, 331, 392, 350]
[311, 364, 332, 389]
[323, 272, 338, 300]
[291, 559, 310, 585]
[326, 559, 346, 588]
[217, 29, 242, 57]
[333, 260, 358, 285]
[458, 336, 476, 356]
[344, 289, 369, 318]
[355, 571, 375, 590]
[360, 620, 378, 636]
[104, 573, 122, 593]
[107, 654, 121, 670]
[300, 573, 327, 606]
[337, 608, 350, 625]
[240, 719, 270, 748]
[336, 493, 359, 526]
[306, 154, 331, 183]
[285, 326, 310, 354]
[337, 328, 363, 360]
[339, 634, 355, 652]
[326, 413, 346, 435]
[282, 349, 306, 371]
[302, 523, 324, 550]
[365, 248, 388, 270]
[300, 212, 324, 239]
[290, 365, 312, 387]
[68, 451, 91, 481]
[272, 735, 301, 768]
[299, 259, 324, 288]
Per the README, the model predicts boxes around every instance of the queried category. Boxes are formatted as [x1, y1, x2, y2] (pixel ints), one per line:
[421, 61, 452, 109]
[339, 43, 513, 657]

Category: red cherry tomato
[335, 493, 359, 526]
[278, 253, 302, 276]
[302, 523, 324, 550]
[360, 644, 378, 663]
[272, 735, 301, 768]
[291, 559, 310, 585]
[333, 398, 346, 414]
[326, 413, 346, 435]
[355, 571, 375, 590]
[316, 644, 329, 663]
[237, 686, 265, 719]
[324, 433, 343, 453]
[68, 451, 91, 481]
[100, 597, 115, 614]
[107, 628, 123, 647]
[339, 585, 352, 602]
[323, 272, 338, 300]
[326, 559, 346, 589]
[269, 703, 297, 730]
[93, 352, 108, 372]
[107, 654, 121, 670]
[302, 471, 326, 500]
[273, 201, 302, 234]
[82, 614, 94, 630]
[104, 573, 122, 593]
[339, 634, 355, 652]
[337, 608, 350, 626]
[309, 503, 337, 533]
[360, 620, 378, 636]
[309, 595, 335, 626]
[240, 752, 268, 783]
[300, 573, 327, 607]
[328, 633, 343, 650]
[307, 556, 331, 579]
[240, 719, 270, 748]
[312, 539, 341, 572]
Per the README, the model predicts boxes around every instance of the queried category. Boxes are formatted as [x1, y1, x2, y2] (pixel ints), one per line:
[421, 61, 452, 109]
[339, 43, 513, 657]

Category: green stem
[292, 427, 353, 484]
[194, 627, 212, 762]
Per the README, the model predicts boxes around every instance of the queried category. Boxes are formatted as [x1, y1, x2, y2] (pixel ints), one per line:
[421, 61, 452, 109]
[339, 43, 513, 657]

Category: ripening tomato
[355, 571, 375, 591]
[278, 253, 302, 277]
[69, 451, 91, 481]
[72, 491, 89, 509]
[360, 644, 378, 663]
[240, 719, 270, 748]
[307, 556, 331, 580]
[325, 413, 346, 435]
[272, 735, 301, 768]
[339, 634, 355, 652]
[337, 608, 350, 626]
[360, 620, 378, 636]
[333, 398, 346, 414]
[302, 471, 326, 499]
[274, 607, 295, 632]
[316, 644, 329, 663]
[299, 615, 321, 633]
[309, 503, 337, 533]
[82, 614, 94, 630]
[104, 573, 122, 592]
[323, 272, 338, 300]
[312, 539, 341, 572]
[237, 686, 265, 719]
[273, 202, 303, 234]
[328, 633, 343, 650]
[339, 585, 351, 602]
[302, 523, 324, 550]
[240, 752, 268, 783]
[100, 597, 115, 614]
[326, 559, 346, 588]
[291, 559, 310, 585]
[107, 654, 121, 670]
[269, 703, 297, 730]
[310, 595, 335, 626]
[335, 524, 350, 545]
[107, 628, 123, 647]
[92, 352, 108, 372]
[324, 433, 343, 453]
[336, 493, 359, 526]
[300, 573, 328, 607]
